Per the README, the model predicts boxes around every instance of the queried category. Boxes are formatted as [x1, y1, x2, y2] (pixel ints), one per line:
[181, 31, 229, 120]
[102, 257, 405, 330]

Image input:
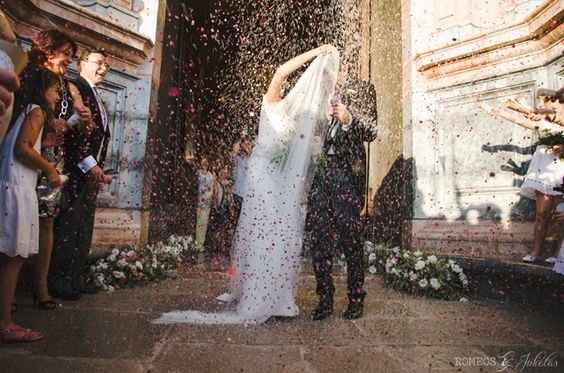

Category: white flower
[117, 259, 128, 268]
[402, 251, 410, 259]
[111, 249, 120, 256]
[112, 271, 126, 279]
[409, 272, 418, 281]
[108, 254, 117, 262]
[430, 278, 441, 290]
[415, 260, 426, 271]
[391, 257, 398, 265]
[392, 247, 400, 255]
[135, 261, 143, 270]
[414, 250, 423, 257]
[452, 264, 462, 273]
[368, 265, 377, 274]
[448, 259, 455, 266]
[427, 255, 438, 264]
[368, 253, 377, 262]
[459, 297, 469, 303]
[127, 250, 136, 258]
[107, 285, 115, 292]
[418, 279, 428, 288]
[390, 268, 399, 276]
[364, 241, 375, 253]
[100, 262, 108, 270]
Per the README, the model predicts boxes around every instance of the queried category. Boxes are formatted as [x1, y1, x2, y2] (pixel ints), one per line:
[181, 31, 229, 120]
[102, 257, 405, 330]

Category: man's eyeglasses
[82, 59, 110, 70]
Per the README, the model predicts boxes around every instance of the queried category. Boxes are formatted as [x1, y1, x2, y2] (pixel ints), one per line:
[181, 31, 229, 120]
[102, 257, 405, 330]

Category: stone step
[452, 255, 564, 309]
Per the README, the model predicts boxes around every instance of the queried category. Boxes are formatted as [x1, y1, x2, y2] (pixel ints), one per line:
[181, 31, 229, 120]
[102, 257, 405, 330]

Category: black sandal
[11, 303, 17, 313]
[33, 295, 61, 310]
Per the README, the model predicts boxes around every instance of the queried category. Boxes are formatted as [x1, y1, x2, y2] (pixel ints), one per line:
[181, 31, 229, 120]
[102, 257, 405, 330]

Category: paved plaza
[1, 269, 563, 373]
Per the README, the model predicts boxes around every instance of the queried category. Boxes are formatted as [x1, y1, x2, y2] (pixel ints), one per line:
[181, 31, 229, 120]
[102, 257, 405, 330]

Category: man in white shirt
[50, 49, 112, 299]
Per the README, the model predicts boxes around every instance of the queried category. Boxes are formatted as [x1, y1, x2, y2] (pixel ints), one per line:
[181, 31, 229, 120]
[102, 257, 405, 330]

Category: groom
[49, 49, 112, 299]
[306, 80, 378, 320]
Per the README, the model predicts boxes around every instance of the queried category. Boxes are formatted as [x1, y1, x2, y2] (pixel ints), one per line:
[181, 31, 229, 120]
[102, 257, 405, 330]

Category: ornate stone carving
[2, 0, 152, 65]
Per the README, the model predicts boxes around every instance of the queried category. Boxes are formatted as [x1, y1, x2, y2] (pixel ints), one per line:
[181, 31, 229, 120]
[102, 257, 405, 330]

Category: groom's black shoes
[311, 297, 334, 321]
[312, 304, 333, 321]
[342, 294, 365, 320]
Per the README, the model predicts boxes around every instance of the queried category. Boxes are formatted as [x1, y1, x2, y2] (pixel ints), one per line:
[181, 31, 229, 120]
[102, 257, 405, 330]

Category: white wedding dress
[154, 50, 340, 324]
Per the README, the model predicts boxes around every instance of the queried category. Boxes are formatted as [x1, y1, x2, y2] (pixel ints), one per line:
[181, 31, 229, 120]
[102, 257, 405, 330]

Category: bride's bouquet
[270, 128, 296, 169]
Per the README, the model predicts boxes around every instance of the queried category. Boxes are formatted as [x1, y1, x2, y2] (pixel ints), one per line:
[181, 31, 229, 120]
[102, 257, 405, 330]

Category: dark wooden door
[148, 0, 202, 241]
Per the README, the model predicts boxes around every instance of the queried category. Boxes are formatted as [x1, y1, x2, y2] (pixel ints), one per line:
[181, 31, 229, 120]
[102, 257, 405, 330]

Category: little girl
[0, 69, 62, 343]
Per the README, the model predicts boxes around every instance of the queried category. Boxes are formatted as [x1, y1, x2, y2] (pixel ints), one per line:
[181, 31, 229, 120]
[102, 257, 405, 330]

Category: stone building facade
[402, 0, 563, 260]
[350, 0, 563, 261]
[2, 1, 562, 261]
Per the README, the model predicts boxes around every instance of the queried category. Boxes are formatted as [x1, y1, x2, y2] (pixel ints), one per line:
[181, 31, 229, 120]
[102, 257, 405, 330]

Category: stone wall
[403, 0, 563, 259]
[1, 0, 165, 249]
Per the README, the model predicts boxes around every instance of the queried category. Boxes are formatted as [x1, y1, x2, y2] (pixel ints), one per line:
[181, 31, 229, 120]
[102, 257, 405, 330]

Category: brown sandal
[0, 324, 43, 344]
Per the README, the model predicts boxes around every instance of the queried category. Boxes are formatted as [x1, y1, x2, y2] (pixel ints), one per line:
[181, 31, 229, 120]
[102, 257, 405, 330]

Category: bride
[154, 44, 340, 324]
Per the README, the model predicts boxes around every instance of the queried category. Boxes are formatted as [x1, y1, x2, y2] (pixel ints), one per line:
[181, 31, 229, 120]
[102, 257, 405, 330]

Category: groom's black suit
[306, 114, 377, 305]
[49, 75, 111, 296]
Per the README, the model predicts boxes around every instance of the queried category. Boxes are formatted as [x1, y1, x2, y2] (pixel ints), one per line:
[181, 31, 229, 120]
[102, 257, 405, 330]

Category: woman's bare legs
[531, 191, 558, 257]
[36, 217, 55, 302]
[0, 254, 44, 342]
[0, 254, 24, 328]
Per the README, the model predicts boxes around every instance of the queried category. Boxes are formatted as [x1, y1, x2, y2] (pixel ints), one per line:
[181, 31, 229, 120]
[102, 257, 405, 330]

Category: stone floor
[1, 268, 563, 373]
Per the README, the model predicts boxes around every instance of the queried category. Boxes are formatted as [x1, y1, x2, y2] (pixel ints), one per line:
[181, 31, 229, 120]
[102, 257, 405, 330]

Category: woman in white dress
[484, 88, 564, 264]
[155, 44, 340, 324]
[0, 69, 62, 343]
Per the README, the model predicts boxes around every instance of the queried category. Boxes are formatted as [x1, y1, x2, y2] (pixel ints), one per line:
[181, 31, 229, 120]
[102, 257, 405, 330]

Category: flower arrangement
[88, 235, 194, 292]
[364, 242, 469, 301]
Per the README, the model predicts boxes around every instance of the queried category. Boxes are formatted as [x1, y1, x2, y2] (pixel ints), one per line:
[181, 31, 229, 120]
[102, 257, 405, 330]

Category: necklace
[58, 76, 69, 119]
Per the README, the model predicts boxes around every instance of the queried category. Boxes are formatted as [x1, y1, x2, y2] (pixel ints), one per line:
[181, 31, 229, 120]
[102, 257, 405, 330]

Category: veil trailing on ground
[153, 50, 340, 325]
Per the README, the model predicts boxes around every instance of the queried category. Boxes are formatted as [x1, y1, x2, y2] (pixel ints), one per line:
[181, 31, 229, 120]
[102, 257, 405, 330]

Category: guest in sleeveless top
[483, 88, 564, 264]
[14, 30, 92, 306]
[520, 90, 564, 263]
[0, 69, 61, 343]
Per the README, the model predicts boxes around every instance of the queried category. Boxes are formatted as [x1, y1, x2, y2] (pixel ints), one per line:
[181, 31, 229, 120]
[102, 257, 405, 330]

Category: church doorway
[147, 0, 404, 245]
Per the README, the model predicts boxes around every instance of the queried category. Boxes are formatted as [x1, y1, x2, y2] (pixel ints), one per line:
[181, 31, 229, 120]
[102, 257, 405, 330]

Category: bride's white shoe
[216, 293, 236, 303]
